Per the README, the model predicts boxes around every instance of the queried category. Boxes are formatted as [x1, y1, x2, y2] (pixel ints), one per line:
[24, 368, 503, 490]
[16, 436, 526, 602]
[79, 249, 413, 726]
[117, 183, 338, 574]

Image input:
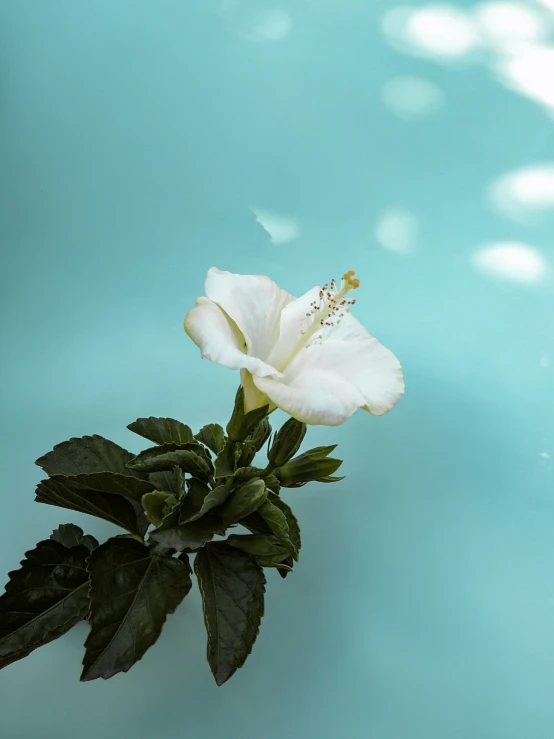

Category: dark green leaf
[240, 511, 273, 536]
[195, 541, 266, 686]
[264, 473, 281, 494]
[214, 440, 239, 478]
[58, 472, 155, 502]
[318, 475, 345, 483]
[0, 539, 90, 669]
[81, 538, 192, 681]
[36, 477, 148, 537]
[227, 534, 292, 564]
[178, 551, 193, 575]
[278, 556, 294, 579]
[179, 482, 232, 524]
[127, 417, 195, 446]
[127, 448, 212, 480]
[149, 514, 225, 551]
[267, 494, 301, 560]
[195, 424, 226, 455]
[141, 492, 178, 528]
[256, 500, 290, 549]
[50, 524, 98, 552]
[232, 466, 263, 485]
[148, 466, 185, 497]
[219, 478, 267, 526]
[35, 435, 145, 479]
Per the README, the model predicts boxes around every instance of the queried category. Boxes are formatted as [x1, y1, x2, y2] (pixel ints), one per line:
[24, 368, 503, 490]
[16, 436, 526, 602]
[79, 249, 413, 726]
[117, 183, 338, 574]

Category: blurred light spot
[474, 2, 547, 50]
[540, 451, 551, 459]
[375, 208, 420, 254]
[534, 0, 554, 13]
[540, 355, 551, 368]
[250, 208, 300, 244]
[381, 5, 481, 61]
[471, 242, 548, 284]
[489, 163, 554, 224]
[381, 76, 445, 119]
[221, 3, 292, 43]
[491, 44, 554, 113]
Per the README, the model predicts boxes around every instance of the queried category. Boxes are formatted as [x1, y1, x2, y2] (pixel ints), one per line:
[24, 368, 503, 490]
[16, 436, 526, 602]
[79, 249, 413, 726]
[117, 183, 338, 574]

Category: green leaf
[35, 435, 146, 479]
[195, 424, 226, 455]
[227, 534, 292, 565]
[141, 492, 178, 528]
[267, 494, 301, 560]
[36, 477, 148, 537]
[240, 511, 273, 536]
[179, 482, 232, 524]
[127, 417, 195, 446]
[248, 417, 271, 452]
[148, 467, 185, 497]
[277, 556, 295, 579]
[57, 472, 155, 502]
[219, 478, 267, 526]
[50, 524, 98, 552]
[264, 473, 281, 494]
[149, 514, 225, 551]
[0, 539, 90, 670]
[195, 541, 266, 686]
[214, 440, 239, 478]
[81, 538, 192, 681]
[256, 499, 290, 549]
[232, 466, 263, 485]
[127, 447, 212, 480]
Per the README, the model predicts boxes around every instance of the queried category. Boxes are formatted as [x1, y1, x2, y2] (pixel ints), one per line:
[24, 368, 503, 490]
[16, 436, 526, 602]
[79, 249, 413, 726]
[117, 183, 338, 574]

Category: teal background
[1, 1, 554, 737]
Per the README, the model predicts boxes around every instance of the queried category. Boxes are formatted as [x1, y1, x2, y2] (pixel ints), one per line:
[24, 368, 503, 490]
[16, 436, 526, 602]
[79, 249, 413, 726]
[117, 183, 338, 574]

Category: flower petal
[184, 297, 279, 377]
[204, 268, 295, 361]
[254, 337, 404, 425]
[267, 288, 373, 370]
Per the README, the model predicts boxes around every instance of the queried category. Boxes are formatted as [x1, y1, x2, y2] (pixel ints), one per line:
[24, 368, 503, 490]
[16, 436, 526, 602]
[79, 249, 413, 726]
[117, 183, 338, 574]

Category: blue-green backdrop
[1, 1, 554, 737]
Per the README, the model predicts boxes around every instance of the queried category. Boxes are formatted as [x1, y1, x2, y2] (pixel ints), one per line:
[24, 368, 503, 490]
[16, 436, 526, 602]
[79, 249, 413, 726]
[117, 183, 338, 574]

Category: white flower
[184, 268, 405, 426]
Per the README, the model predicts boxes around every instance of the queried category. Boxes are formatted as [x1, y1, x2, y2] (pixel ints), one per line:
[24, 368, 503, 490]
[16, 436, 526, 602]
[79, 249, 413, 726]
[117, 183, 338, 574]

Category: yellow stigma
[342, 270, 360, 289]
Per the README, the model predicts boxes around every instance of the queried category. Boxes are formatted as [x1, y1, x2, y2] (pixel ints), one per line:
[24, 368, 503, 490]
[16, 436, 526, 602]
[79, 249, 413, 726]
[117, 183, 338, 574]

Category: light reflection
[380, 2, 554, 115]
[488, 163, 554, 224]
[220, 2, 292, 43]
[250, 207, 300, 244]
[540, 355, 551, 368]
[381, 76, 445, 120]
[474, 2, 547, 48]
[375, 208, 420, 254]
[491, 43, 554, 115]
[471, 242, 548, 284]
[381, 5, 482, 61]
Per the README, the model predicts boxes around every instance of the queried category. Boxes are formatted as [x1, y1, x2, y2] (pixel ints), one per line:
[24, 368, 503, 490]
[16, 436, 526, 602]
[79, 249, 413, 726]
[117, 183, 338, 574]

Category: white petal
[204, 268, 295, 361]
[184, 297, 279, 377]
[267, 287, 372, 369]
[254, 337, 404, 425]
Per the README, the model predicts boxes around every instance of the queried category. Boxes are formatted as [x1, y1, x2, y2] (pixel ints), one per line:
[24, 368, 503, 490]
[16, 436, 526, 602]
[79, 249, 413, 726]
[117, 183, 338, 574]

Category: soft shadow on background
[1, 1, 554, 737]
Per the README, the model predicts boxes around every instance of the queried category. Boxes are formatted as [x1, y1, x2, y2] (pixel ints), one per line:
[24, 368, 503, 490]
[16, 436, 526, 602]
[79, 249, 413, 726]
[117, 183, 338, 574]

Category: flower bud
[268, 418, 307, 468]
[277, 446, 343, 487]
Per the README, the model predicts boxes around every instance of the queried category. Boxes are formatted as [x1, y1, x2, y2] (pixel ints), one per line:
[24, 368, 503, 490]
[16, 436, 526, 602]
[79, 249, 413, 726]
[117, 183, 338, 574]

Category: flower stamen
[276, 270, 361, 371]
